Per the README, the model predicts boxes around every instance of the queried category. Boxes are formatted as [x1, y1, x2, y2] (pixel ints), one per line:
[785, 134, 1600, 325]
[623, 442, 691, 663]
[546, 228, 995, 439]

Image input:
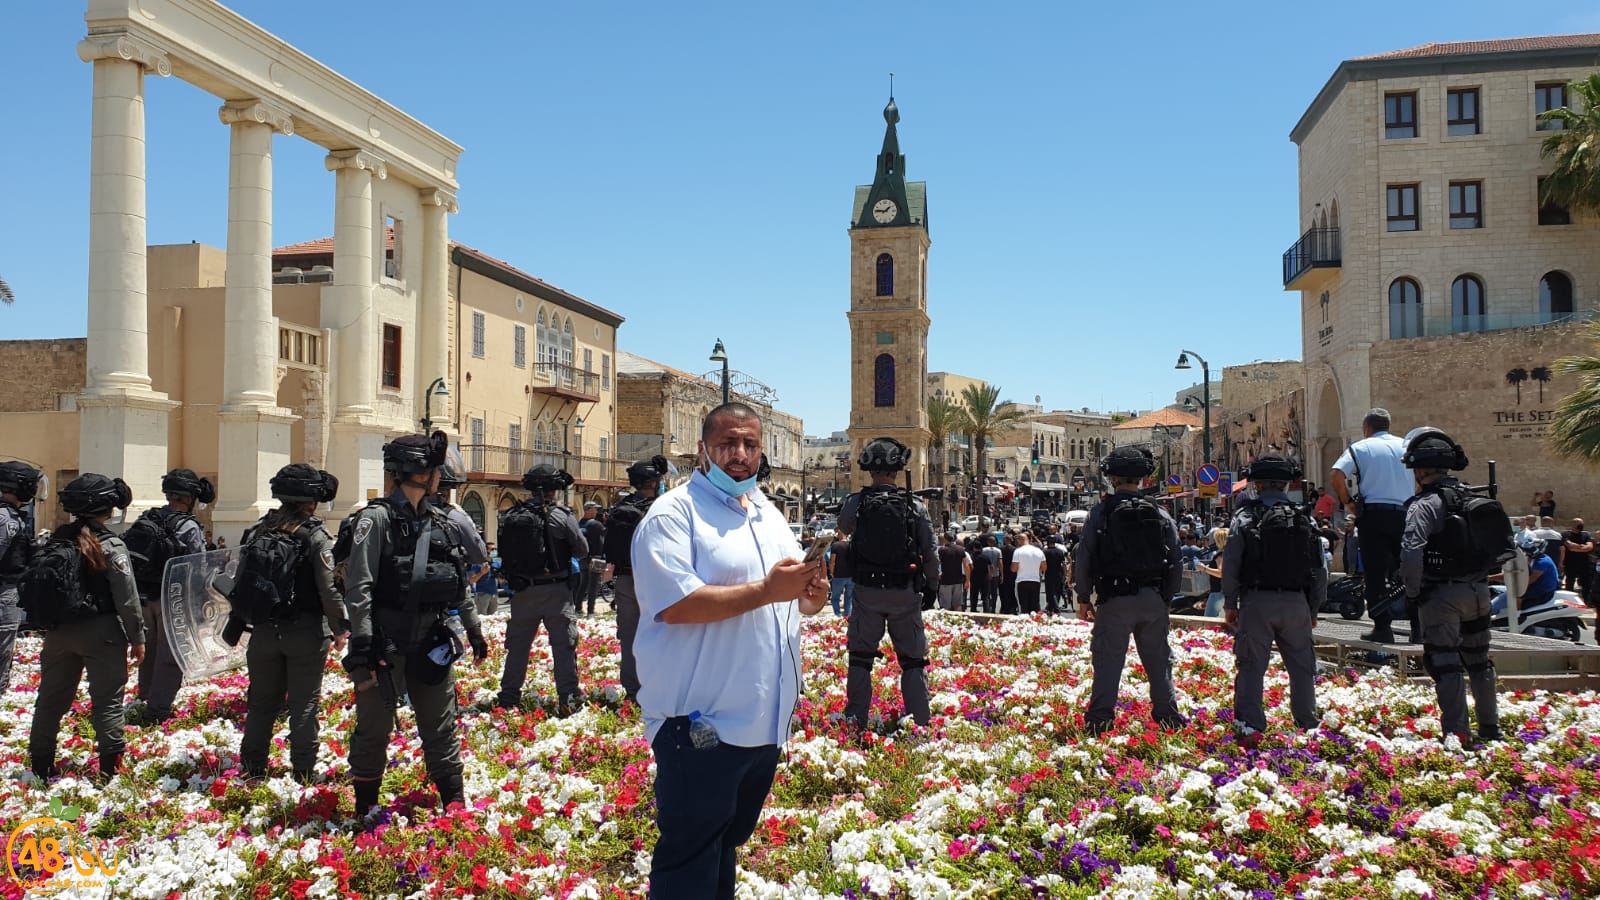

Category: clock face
[872, 199, 898, 223]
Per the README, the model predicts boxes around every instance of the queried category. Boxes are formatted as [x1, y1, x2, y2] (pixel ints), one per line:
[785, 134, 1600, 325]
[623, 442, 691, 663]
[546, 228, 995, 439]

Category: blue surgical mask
[703, 460, 758, 498]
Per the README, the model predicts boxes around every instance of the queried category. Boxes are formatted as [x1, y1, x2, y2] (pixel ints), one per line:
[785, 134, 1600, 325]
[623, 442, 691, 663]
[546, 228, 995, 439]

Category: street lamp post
[569, 416, 585, 483]
[419, 377, 450, 432]
[709, 339, 730, 406]
[1174, 350, 1212, 465]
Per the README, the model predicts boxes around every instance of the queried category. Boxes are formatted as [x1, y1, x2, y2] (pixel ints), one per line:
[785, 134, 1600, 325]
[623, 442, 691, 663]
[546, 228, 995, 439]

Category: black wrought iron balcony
[531, 361, 602, 403]
[1282, 227, 1341, 290]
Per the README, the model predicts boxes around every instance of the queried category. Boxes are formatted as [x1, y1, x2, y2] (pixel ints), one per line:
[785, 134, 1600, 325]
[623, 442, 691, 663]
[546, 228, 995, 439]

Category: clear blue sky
[3, 2, 1596, 436]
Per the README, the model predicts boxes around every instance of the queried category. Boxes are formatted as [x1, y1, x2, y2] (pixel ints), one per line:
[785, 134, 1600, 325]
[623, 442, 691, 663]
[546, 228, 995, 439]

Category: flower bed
[2, 613, 1598, 898]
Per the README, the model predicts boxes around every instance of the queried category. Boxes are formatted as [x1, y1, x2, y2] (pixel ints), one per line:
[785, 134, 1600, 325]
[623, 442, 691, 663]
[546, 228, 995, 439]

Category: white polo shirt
[631, 469, 805, 747]
[1331, 431, 1412, 506]
[1012, 543, 1046, 583]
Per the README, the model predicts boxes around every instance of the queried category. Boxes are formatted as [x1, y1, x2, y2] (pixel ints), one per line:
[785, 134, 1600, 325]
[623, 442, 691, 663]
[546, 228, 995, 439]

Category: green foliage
[956, 384, 1027, 498]
[1551, 325, 1600, 463]
[1539, 73, 1600, 215]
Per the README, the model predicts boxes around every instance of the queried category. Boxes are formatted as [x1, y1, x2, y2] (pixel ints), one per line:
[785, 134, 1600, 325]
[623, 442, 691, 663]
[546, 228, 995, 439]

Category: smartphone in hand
[803, 534, 834, 564]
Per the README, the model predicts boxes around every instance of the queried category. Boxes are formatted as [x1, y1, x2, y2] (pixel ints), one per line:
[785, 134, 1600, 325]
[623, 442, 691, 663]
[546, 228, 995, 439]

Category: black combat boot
[30, 755, 58, 781]
[97, 750, 122, 784]
[1361, 621, 1396, 644]
[434, 774, 465, 810]
[354, 780, 381, 817]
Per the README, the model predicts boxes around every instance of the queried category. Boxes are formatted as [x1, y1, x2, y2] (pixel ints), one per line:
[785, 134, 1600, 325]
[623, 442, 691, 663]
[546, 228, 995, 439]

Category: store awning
[1151, 490, 1196, 501]
[1021, 481, 1072, 492]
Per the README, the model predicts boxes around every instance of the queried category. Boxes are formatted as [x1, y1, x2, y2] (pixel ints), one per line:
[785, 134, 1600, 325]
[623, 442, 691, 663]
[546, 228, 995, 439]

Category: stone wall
[0, 339, 86, 412]
[1367, 320, 1598, 519]
[1222, 361, 1304, 416]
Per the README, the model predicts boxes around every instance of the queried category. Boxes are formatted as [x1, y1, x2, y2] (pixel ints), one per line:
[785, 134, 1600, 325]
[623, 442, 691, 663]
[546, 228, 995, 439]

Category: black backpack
[228, 525, 308, 624]
[19, 538, 107, 629]
[499, 501, 556, 582]
[1238, 502, 1319, 591]
[603, 495, 652, 570]
[851, 488, 916, 578]
[1425, 484, 1516, 578]
[1095, 496, 1169, 586]
[124, 508, 190, 595]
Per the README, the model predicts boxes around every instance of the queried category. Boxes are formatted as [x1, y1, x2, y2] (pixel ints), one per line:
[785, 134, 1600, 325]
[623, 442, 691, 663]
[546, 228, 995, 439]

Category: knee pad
[900, 656, 929, 671]
[1464, 656, 1495, 675]
[848, 650, 880, 671]
[1422, 643, 1463, 680]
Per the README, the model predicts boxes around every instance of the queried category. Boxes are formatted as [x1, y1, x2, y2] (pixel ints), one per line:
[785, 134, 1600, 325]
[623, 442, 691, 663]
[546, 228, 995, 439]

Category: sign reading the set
[1494, 408, 1553, 440]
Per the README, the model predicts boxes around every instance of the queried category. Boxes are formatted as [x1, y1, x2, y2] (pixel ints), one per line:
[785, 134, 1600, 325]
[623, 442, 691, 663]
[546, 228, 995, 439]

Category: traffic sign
[1219, 472, 1234, 496]
[1167, 474, 1182, 495]
[1196, 464, 1220, 486]
[1198, 482, 1219, 500]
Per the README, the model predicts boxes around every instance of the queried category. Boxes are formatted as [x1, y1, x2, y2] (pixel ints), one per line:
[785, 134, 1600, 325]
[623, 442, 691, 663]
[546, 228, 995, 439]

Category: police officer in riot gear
[0, 461, 42, 695]
[432, 463, 491, 662]
[1074, 447, 1185, 735]
[1222, 453, 1325, 748]
[1399, 429, 1501, 744]
[27, 474, 144, 782]
[605, 456, 670, 702]
[131, 468, 212, 722]
[236, 464, 348, 782]
[497, 463, 587, 714]
[343, 432, 473, 815]
[838, 437, 939, 729]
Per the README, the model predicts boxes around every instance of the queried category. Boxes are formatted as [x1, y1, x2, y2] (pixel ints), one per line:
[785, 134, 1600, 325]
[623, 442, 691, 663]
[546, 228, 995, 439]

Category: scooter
[1489, 586, 1590, 644]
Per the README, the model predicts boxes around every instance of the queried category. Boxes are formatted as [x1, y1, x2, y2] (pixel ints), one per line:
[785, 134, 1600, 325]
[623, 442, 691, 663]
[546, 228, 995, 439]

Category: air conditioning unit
[273, 266, 304, 284]
[306, 265, 334, 283]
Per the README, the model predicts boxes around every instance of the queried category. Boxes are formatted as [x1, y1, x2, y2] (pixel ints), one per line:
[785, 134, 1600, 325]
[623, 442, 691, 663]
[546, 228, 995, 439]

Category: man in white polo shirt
[1011, 530, 1046, 614]
[631, 402, 830, 900]
[1330, 408, 1412, 643]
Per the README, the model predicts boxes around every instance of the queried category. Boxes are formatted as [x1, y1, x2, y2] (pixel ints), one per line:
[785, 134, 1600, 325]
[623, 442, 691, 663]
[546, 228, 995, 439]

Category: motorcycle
[1489, 586, 1590, 644]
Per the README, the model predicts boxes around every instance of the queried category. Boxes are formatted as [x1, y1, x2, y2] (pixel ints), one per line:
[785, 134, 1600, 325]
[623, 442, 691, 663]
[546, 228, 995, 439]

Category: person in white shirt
[1329, 408, 1412, 643]
[630, 403, 830, 900]
[1011, 530, 1047, 615]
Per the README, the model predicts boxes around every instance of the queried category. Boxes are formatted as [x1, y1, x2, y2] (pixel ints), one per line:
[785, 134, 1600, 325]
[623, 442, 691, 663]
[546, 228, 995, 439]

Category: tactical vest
[0, 502, 32, 582]
[373, 501, 466, 612]
[604, 493, 654, 574]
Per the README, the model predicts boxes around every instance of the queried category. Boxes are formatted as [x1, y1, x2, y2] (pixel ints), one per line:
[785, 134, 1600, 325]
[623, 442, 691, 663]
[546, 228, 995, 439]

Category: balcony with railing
[277, 323, 326, 371]
[1282, 227, 1341, 291]
[1420, 309, 1595, 338]
[460, 445, 629, 486]
[531, 361, 601, 403]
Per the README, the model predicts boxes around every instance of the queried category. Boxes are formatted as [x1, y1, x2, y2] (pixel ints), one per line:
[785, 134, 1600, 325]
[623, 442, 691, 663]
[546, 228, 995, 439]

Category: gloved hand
[921, 587, 938, 611]
[342, 635, 378, 674]
[468, 630, 489, 663]
[221, 614, 251, 648]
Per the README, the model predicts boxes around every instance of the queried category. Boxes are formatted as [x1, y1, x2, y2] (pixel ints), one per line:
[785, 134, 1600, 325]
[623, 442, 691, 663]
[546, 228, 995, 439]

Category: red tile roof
[273, 228, 395, 256]
[1355, 33, 1600, 61]
[1113, 408, 1202, 430]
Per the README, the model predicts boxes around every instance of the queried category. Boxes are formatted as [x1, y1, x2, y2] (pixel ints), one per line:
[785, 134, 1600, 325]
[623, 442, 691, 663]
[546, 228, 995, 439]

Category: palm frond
[0, 276, 13, 305]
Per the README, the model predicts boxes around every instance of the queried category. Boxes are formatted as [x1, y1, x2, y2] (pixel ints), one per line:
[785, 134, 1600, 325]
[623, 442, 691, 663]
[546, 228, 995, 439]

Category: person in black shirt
[999, 533, 1018, 615]
[967, 538, 990, 613]
[576, 502, 607, 616]
[1043, 536, 1069, 614]
[1562, 518, 1594, 597]
[935, 533, 969, 611]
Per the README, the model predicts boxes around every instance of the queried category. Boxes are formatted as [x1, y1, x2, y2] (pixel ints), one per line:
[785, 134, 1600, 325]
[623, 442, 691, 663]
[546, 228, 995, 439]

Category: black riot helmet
[161, 468, 216, 504]
[857, 437, 911, 473]
[1243, 453, 1301, 483]
[437, 464, 467, 489]
[269, 463, 339, 504]
[383, 431, 449, 475]
[1101, 446, 1155, 478]
[1403, 429, 1469, 471]
[626, 455, 672, 488]
[0, 461, 42, 503]
[59, 473, 133, 517]
[522, 464, 575, 492]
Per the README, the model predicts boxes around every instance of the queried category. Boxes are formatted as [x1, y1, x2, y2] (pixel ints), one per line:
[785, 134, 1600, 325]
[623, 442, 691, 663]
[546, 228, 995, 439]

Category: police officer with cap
[496, 463, 587, 714]
[605, 455, 671, 702]
[130, 467, 213, 722]
[235, 464, 348, 782]
[837, 437, 939, 729]
[431, 462, 492, 661]
[0, 461, 42, 695]
[1398, 429, 1501, 744]
[343, 431, 473, 815]
[27, 474, 143, 781]
[1074, 446, 1185, 735]
[1222, 453, 1325, 748]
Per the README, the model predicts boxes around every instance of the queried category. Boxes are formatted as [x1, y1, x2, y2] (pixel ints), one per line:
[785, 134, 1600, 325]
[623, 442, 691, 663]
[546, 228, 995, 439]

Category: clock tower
[846, 96, 932, 492]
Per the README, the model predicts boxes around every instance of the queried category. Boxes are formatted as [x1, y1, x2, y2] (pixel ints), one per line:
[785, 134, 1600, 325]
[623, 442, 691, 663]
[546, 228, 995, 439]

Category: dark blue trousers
[648, 717, 780, 900]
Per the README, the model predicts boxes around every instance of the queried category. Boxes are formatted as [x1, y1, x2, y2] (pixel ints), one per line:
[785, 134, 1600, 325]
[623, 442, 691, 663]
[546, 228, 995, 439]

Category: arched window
[561, 319, 574, 376]
[535, 310, 548, 371]
[1452, 275, 1486, 333]
[876, 254, 894, 297]
[460, 491, 485, 532]
[534, 422, 546, 451]
[874, 353, 895, 407]
[1388, 277, 1423, 339]
[1540, 271, 1574, 320]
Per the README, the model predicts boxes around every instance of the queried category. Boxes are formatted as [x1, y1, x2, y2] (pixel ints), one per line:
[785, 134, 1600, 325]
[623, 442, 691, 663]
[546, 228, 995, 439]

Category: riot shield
[161, 548, 248, 681]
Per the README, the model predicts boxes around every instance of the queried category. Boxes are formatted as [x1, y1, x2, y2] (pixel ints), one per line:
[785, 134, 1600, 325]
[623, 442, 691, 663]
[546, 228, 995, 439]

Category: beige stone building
[614, 351, 806, 518]
[1288, 34, 1600, 515]
[846, 99, 931, 491]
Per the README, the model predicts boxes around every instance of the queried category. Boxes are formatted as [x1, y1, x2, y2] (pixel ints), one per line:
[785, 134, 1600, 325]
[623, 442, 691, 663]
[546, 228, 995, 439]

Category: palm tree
[1553, 326, 1600, 461]
[925, 395, 964, 488]
[1540, 73, 1600, 215]
[0, 276, 13, 305]
[1506, 367, 1528, 404]
[1531, 366, 1553, 403]
[955, 383, 1027, 519]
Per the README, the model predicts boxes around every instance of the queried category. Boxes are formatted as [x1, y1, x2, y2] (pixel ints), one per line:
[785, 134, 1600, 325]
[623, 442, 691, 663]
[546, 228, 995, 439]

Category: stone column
[418, 189, 458, 434]
[211, 101, 298, 541]
[75, 33, 175, 509]
[322, 150, 388, 516]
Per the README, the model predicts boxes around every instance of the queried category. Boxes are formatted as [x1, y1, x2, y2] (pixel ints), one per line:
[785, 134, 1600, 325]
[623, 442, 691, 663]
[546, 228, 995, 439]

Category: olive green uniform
[29, 529, 145, 770]
[343, 491, 470, 798]
[238, 510, 349, 777]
